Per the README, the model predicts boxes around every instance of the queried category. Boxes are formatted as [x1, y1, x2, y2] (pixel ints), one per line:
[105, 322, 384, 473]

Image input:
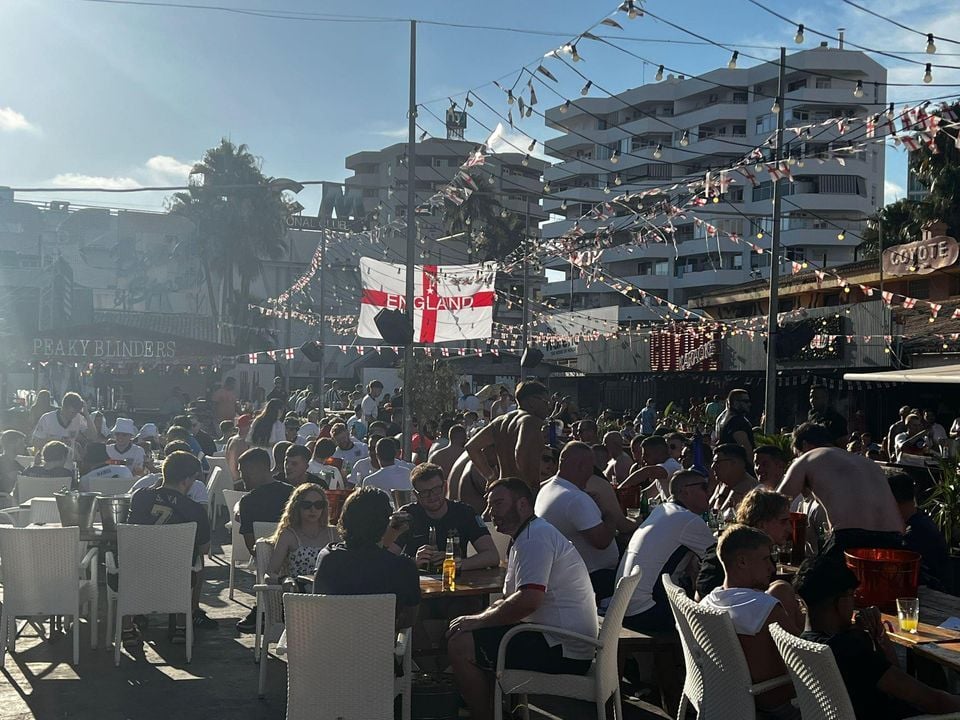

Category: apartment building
[539, 45, 887, 324]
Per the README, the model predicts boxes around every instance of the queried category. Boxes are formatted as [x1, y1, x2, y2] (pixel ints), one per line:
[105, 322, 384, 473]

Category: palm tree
[166, 139, 292, 347]
[441, 169, 526, 262]
[859, 199, 925, 259]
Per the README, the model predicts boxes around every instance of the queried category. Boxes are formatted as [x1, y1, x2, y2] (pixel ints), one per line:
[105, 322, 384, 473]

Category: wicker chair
[28, 497, 62, 525]
[768, 622, 960, 720]
[222, 488, 249, 597]
[0, 526, 98, 665]
[105, 522, 196, 665]
[493, 567, 642, 720]
[282, 593, 411, 720]
[662, 573, 791, 720]
[252, 539, 285, 697]
[15, 475, 71, 505]
[206, 467, 233, 554]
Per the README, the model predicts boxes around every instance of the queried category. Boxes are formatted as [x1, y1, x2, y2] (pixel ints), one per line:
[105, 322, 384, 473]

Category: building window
[733, 91, 748, 104]
[727, 186, 744, 202]
[815, 77, 831, 89]
[732, 254, 744, 270]
[732, 124, 747, 136]
[708, 93, 719, 104]
[598, 118, 608, 130]
[654, 260, 669, 276]
[755, 113, 777, 134]
[786, 246, 805, 261]
[787, 78, 808, 92]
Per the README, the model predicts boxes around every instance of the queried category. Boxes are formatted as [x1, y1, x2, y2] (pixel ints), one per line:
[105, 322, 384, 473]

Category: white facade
[540, 46, 886, 323]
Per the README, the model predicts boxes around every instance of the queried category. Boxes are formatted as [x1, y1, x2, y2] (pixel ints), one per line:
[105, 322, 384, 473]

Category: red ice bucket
[844, 548, 921, 611]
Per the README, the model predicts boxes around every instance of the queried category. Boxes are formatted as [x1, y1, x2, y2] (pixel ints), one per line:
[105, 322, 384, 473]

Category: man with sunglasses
[388, 463, 499, 571]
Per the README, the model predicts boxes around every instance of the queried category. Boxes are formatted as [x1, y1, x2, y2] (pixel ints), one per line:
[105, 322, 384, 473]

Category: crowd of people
[7, 376, 960, 719]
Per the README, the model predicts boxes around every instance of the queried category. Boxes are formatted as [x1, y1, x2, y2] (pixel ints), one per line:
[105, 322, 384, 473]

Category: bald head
[603, 431, 623, 451]
[558, 440, 595, 489]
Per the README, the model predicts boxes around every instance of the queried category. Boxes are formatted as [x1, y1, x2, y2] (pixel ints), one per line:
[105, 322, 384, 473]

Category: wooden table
[881, 587, 960, 680]
[419, 567, 504, 599]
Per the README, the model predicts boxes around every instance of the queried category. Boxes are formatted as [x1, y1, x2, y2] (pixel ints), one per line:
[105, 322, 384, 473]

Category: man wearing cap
[78, 442, 133, 492]
[225, 414, 252, 487]
[107, 418, 146, 476]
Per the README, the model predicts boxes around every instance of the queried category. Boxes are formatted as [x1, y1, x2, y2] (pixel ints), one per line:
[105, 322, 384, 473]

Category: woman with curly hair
[265, 482, 337, 582]
[247, 398, 285, 449]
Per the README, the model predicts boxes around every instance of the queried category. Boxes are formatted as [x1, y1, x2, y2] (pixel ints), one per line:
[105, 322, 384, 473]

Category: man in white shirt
[447, 477, 598, 720]
[456, 382, 481, 414]
[535, 441, 618, 603]
[360, 380, 383, 424]
[331, 422, 369, 477]
[78, 442, 133, 493]
[31, 392, 90, 460]
[619, 435, 681, 500]
[362, 437, 412, 493]
[129, 440, 210, 504]
[699, 524, 802, 714]
[106, 418, 146, 476]
[617, 469, 715, 631]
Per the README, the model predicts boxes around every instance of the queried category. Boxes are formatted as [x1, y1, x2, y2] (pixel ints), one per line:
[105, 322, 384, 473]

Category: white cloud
[373, 127, 409, 139]
[145, 155, 194, 183]
[0, 107, 38, 133]
[49, 173, 141, 190]
[885, 179, 905, 204]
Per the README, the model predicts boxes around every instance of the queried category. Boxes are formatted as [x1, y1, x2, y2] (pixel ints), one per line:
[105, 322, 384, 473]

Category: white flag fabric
[358, 258, 497, 343]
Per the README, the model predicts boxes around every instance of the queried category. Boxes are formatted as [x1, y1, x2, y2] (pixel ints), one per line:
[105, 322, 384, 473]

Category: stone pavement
[0, 532, 672, 720]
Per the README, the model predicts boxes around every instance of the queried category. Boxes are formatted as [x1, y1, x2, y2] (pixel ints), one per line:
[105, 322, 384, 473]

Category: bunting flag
[248, 353, 258, 364]
[284, 348, 296, 360]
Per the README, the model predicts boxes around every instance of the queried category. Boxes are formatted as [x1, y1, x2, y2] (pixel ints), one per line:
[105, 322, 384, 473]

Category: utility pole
[763, 47, 786, 435]
[317, 228, 327, 398]
[520, 196, 530, 381]
[401, 20, 417, 461]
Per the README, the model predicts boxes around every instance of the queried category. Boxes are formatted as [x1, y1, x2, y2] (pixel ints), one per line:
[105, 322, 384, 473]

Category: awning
[843, 364, 960, 384]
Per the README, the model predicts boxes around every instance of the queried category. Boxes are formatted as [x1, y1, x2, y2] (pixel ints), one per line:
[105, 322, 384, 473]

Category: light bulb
[757, 230, 764, 239]
[924, 63, 933, 83]
[680, 131, 689, 147]
[522, 154, 530, 167]
[543, 182, 551, 193]
[465, 217, 471, 225]
[655, 65, 664, 82]
[465, 93, 474, 108]
[488, 175, 496, 184]
[927, 33, 937, 54]
[500, 208, 508, 218]
[560, 200, 568, 211]
[528, 139, 536, 152]
[570, 44, 581, 62]
[844, 286, 850, 293]
[853, 80, 863, 98]
[560, 100, 570, 113]
[837, 231, 845, 240]
[653, 143, 663, 159]
[712, 196, 719, 203]
[929, 316, 936, 323]
[755, 162, 764, 173]
[603, 183, 611, 194]
[728, 51, 739, 70]
[507, 90, 515, 105]
[614, 174, 622, 186]
[887, 102, 895, 120]
[797, 154, 805, 168]
[580, 80, 592, 96]
[610, 151, 619, 164]
[795, 23, 805, 44]
[771, 99, 781, 114]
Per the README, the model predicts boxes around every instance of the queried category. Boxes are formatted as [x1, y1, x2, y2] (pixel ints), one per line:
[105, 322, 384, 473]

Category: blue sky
[2, 0, 958, 215]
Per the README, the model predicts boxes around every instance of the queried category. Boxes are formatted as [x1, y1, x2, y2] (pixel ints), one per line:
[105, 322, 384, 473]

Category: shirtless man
[778, 422, 903, 557]
[224, 414, 252, 488]
[428, 424, 467, 482]
[603, 432, 633, 484]
[465, 381, 551, 495]
[447, 445, 498, 516]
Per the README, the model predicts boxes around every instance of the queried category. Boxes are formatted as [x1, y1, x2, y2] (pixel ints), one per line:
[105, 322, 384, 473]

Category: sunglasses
[297, 500, 327, 511]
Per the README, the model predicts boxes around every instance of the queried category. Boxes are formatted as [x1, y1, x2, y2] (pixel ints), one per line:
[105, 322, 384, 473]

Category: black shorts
[821, 528, 903, 558]
[472, 624, 592, 675]
[622, 601, 676, 634]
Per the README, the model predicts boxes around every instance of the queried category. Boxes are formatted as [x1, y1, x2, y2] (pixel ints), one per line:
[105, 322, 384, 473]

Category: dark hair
[219, 420, 235, 434]
[487, 476, 533, 504]
[61, 392, 83, 411]
[172, 414, 192, 429]
[754, 445, 790, 464]
[411, 462, 444, 487]
[285, 444, 311, 463]
[312, 438, 336, 461]
[515, 381, 547, 404]
[272, 441, 292, 469]
[165, 425, 191, 442]
[338, 487, 391, 547]
[238, 447, 271, 472]
[716, 524, 772, 567]
[793, 554, 859, 609]
[714, 442, 748, 465]
[375, 436, 398, 463]
[368, 421, 388, 436]
[887, 472, 915, 503]
[41, 440, 69, 464]
[448, 424, 467, 442]
[330, 422, 348, 438]
[641, 435, 668, 451]
[368, 380, 383, 391]
[726, 388, 750, 403]
[162, 451, 202, 487]
[83, 442, 109, 466]
[250, 399, 285, 445]
[163, 440, 193, 456]
[0, 429, 25, 449]
[284, 417, 301, 429]
[792, 422, 833, 452]
[736, 488, 790, 527]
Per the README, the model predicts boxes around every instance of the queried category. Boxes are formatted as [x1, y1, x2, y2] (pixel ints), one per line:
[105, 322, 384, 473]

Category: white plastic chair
[29, 497, 61, 525]
[206, 467, 233, 555]
[768, 623, 960, 720]
[0, 526, 98, 665]
[282, 593, 411, 720]
[494, 568, 642, 720]
[15, 475, 71, 505]
[253, 521, 279, 542]
[252, 539, 285, 697]
[662, 573, 791, 720]
[105, 522, 196, 666]
[223, 488, 249, 597]
[85, 476, 135, 495]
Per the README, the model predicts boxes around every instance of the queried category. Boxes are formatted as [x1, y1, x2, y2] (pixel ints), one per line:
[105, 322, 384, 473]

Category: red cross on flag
[358, 258, 497, 343]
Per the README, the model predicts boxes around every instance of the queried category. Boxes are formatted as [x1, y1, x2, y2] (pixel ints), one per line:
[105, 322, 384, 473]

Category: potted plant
[921, 457, 960, 593]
